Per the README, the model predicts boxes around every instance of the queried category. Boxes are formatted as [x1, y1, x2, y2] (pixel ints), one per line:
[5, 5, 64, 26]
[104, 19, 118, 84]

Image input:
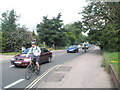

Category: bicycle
[25, 57, 41, 80]
[84, 46, 87, 52]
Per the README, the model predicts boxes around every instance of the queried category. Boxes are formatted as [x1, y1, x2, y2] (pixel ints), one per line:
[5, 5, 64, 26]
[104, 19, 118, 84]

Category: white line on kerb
[25, 64, 62, 89]
[3, 79, 25, 88]
[53, 55, 55, 57]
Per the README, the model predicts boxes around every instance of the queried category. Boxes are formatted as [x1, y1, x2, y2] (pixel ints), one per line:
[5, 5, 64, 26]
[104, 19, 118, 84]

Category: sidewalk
[0, 55, 14, 61]
[37, 46, 115, 88]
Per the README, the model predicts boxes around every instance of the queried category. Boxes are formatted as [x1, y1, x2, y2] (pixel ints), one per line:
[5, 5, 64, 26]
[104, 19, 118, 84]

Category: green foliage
[64, 22, 86, 45]
[0, 52, 20, 55]
[1, 10, 33, 52]
[1, 10, 18, 32]
[102, 52, 120, 77]
[37, 13, 68, 47]
[0, 32, 2, 52]
[81, 2, 120, 52]
[37, 13, 86, 47]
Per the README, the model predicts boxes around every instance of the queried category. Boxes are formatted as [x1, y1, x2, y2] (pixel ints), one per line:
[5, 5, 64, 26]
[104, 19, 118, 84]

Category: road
[1, 49, 87, 89]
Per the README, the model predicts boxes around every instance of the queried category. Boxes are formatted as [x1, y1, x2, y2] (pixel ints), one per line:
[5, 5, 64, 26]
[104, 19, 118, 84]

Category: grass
[102, 52, 120, 78]
[0, 52, 20, 55]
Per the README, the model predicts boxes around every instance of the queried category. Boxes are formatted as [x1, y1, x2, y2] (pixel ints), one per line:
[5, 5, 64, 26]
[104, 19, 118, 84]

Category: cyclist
[26, 41, 41, 70]
[84, 44, 87, 52]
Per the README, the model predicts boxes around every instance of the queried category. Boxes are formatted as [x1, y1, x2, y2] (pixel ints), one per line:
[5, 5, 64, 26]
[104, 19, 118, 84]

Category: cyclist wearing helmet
[26, 41, 41, 70]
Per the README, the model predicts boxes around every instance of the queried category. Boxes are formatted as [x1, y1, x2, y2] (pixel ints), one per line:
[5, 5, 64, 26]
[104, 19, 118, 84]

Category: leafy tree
[81, 1, 120, 52]
[64, 22, 85, 45]
[1, 10, 18, 32]
[37, 13, 68, 47]
[1, 10, 33, 52]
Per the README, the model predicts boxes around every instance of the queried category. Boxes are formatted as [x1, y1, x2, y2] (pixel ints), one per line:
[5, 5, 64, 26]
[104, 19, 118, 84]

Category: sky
[0, 0, 88, 34]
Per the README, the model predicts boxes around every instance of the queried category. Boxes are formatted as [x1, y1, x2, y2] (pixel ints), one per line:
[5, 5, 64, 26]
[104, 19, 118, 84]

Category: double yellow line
[24, 64, 62, 90]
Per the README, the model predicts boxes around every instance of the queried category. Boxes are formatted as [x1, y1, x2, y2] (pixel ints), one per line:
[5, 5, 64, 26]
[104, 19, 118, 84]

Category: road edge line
[24, 64, 61, 89]
[3, 79, 25, 89]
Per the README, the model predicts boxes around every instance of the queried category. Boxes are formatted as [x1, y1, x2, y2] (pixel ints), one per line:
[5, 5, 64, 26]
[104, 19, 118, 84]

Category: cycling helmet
[31, 41, 36, 45]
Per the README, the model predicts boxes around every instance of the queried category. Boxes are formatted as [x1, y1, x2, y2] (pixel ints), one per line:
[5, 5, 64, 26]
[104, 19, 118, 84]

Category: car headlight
[11, 58, 15, 60]
[24, 58, 31, 62]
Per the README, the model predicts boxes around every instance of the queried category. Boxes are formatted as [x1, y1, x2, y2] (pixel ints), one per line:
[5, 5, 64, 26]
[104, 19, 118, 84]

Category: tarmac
[37, 46, 116, 88]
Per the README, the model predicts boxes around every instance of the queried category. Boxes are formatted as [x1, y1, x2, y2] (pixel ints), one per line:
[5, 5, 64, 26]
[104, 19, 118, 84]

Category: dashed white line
[57, 53, 66, 56]
[3, 79, 25, 88]
[53, 55, 55, 57]
[9, 65, 15, 68]
[53, 53, 66, 57]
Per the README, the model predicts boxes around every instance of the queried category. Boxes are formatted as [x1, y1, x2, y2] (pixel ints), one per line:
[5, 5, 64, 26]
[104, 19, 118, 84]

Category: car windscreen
[22, 49, 30, 54]
[69, 45, 76, 48]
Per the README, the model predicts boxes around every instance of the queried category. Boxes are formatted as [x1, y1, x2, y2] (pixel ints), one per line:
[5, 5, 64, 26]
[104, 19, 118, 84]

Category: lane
[2, 50, 66, 88]
[2, 49, 86, 88]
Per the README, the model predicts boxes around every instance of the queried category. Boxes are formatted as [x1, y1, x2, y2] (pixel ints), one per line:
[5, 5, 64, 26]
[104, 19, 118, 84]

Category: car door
[39, 48, 45, 63]
[40, 48, 49, 63]
[42, 48, 50, 62]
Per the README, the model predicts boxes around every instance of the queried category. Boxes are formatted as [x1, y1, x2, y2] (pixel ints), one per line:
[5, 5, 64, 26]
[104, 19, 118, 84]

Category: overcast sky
[0, 0, 88, 31]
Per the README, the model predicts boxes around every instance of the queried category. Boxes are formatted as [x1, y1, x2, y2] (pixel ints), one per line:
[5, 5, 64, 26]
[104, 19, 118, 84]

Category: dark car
[11, 47, 52, 67]
[67, 45, 79, 53]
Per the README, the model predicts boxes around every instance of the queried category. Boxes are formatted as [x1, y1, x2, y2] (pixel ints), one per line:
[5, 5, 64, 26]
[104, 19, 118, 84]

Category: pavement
[37, 46, 115, 88]
[0, 55, 14, 61]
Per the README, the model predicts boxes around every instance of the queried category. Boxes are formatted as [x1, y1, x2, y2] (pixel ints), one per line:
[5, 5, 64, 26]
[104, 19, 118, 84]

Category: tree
[1, 10, 33, 52]
[37, 13, 68, 47]
[81, 1, 120, 52]
[64, 22, 85, 45]
[1, 10, 18, 32]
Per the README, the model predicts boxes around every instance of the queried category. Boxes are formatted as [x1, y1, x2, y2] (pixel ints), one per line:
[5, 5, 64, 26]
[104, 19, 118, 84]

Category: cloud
[0, 0, 87, 30]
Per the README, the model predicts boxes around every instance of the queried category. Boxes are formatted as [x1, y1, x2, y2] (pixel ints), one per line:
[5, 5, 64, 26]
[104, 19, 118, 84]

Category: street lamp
[43, 42, 45, 47]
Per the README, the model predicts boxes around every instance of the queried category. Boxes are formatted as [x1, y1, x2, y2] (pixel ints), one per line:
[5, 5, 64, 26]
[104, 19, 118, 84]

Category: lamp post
[43, 42, 45, 47]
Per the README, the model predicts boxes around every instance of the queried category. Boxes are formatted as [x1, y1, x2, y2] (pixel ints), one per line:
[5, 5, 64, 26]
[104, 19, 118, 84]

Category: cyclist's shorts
[34, 56, 40, 63]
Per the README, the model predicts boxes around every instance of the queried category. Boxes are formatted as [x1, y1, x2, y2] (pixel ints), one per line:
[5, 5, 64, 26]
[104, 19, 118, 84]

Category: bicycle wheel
[35, 65, 41, 75]
[25, 64, 32, 80]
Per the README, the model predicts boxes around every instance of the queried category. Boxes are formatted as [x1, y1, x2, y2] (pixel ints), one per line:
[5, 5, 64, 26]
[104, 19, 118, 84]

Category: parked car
[67, 45, 79, 53]
[11, 47, 52, 67]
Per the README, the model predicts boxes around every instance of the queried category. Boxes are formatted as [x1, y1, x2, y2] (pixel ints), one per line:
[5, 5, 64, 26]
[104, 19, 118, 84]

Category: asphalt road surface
[1, 49, 88, 89]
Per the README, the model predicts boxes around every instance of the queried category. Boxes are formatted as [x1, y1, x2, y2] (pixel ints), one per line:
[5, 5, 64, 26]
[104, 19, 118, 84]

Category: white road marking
[53, 52, 66, 57]
[57, 53, 66, 56]
[3, 79, 25, 88]
[9, 65, 15, 67]
[53, 55, 55, 57]
[25, 64, 62, 89]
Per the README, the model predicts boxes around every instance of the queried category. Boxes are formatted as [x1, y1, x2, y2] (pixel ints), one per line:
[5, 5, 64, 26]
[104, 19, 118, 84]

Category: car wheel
[76, 50, 78, 53]
[77, 49, 79, 53]
[48, 57, 52, 63]
[75, 50, 77, 53]
[67, 51, 69, 53]
[15, 65, 18, 67]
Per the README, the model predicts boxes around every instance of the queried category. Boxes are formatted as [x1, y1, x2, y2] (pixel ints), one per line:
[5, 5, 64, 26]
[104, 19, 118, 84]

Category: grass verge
[102, 52, 120, 78]
[0, 52, 20, 55]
